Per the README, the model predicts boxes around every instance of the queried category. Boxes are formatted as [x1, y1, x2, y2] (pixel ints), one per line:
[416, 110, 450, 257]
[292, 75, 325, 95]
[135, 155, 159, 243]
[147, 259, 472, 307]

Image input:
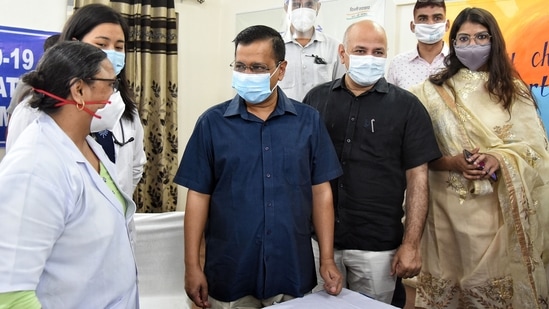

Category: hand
[461, 148, 499, 180]
[391, 243, 421, 279]
[319, 259, 343, 296]
[452, 147, 482, 177]
[185, 266, 211, 308]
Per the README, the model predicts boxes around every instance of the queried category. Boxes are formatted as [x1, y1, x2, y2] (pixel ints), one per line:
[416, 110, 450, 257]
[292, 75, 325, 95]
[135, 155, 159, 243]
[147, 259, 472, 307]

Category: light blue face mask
[347, 54, 386, 86]
[103, 49, 126, 76]
[231, 66, 279, 104]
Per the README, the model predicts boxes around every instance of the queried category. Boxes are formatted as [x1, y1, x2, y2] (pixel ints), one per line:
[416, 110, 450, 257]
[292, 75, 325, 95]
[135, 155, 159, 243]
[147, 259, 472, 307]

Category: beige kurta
[409, 69, 549, 308]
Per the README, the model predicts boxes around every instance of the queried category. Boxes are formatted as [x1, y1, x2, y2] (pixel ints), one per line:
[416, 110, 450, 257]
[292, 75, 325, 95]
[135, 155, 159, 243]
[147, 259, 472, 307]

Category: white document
[270, 288, 397, 308]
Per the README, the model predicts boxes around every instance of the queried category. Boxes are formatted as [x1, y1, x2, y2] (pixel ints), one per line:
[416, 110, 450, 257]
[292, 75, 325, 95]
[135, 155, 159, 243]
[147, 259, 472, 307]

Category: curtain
[75, 0, 179, 212]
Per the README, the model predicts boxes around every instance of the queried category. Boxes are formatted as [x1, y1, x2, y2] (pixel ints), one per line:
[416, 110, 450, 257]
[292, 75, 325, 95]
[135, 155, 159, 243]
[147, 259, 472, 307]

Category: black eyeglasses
[86, 77, 120, 93]
[417, 0, 444, 2]
[230, 61, 282, 74]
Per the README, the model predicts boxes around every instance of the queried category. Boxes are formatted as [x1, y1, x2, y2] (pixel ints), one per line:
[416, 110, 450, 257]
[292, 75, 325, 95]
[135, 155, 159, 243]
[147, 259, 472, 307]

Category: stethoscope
[112, 119, 135, 146]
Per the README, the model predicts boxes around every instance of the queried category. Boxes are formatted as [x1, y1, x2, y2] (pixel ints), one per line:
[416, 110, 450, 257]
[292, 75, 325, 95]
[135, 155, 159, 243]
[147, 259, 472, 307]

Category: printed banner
[0, 25, 58, 147]
[316, 0, 385, 40]
[446, 0, 549, 134]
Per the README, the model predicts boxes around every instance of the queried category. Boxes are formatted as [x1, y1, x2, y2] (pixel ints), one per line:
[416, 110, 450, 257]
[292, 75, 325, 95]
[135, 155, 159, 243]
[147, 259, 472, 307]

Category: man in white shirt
[279, 0, 346, 101]
[387, 0, 450, 89]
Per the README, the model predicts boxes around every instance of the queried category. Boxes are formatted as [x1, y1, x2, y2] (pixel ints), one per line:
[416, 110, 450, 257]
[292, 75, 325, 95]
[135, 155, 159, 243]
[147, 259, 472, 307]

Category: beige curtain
[75, 0, 179, 212]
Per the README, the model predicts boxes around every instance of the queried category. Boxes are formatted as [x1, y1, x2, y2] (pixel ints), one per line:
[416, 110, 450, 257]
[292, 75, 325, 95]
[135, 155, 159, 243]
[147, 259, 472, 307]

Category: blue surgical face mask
[103, 49, 125, 76]
[346, 54, 386, 86]
[231, 66, 279, 104]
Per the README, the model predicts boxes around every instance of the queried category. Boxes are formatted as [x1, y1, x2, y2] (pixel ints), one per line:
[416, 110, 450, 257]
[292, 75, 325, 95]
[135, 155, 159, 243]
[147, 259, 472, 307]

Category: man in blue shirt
[174, 25, 343, 308]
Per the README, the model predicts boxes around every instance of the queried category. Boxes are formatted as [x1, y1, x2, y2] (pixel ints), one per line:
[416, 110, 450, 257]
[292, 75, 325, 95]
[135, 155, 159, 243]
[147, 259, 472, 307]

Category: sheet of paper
[270, 288, 397, 308]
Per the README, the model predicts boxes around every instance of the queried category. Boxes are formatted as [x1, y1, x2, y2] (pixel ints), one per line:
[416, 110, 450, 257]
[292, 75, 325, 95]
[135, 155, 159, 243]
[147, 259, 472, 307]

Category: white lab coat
[0, 114, 139, 308]
[110, 93, 147, 197]
[7, 92, 146, 197]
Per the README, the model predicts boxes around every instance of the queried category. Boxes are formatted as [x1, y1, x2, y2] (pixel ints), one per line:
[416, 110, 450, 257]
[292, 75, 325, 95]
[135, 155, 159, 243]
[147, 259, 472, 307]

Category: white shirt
[387, 44, 449, 90]
[7, 92, 146, 197]
[0, 114, 138, 308]
[279, 28, 346, 101]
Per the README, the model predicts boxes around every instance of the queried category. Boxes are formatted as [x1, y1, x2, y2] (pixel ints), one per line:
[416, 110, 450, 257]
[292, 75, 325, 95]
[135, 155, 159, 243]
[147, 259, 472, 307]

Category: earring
[76, 99, 85, 111]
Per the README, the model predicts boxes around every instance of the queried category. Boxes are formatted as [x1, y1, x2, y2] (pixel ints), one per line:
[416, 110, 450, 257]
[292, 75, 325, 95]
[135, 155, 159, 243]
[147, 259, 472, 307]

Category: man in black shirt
[303, 19, 441, 305]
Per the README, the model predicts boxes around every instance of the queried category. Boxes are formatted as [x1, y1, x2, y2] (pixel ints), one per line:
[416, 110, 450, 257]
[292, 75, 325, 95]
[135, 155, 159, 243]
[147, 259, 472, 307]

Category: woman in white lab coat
[0, 41, 138, 308]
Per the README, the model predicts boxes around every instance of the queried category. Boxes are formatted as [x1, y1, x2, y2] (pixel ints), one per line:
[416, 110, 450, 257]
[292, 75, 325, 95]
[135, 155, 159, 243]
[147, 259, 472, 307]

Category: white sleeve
[0, 155, 68, 292]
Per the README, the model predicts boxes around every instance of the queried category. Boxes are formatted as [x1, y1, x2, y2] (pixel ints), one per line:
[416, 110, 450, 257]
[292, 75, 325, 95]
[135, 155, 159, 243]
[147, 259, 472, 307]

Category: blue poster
[0, 26, 58, 147]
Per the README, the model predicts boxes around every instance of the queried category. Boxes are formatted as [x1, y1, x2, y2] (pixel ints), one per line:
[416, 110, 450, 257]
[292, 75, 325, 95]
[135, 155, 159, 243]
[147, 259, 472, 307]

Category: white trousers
[312, 239, 397, 304]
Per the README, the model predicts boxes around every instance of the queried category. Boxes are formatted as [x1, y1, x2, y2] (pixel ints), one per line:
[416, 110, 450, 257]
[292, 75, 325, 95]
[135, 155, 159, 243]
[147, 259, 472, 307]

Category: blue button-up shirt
[174, 89, 342, 302]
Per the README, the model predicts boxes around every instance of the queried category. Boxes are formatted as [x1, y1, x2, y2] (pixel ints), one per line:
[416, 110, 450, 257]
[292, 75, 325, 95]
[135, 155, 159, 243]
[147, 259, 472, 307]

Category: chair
[134, 211, 193, 309]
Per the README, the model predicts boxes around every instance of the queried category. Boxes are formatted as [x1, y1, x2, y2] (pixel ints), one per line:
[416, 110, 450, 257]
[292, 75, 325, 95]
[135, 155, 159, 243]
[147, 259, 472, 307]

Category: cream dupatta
[410, 69, 549, 308]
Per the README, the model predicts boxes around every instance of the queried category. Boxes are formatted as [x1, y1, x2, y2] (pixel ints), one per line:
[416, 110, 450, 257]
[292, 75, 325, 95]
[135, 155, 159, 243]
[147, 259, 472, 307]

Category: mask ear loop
[33, 88, 105, 119]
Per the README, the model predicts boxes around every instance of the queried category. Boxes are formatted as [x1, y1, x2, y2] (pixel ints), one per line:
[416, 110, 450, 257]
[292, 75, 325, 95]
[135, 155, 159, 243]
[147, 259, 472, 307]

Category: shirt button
[342, 161, 347, 165]
[267, 202, 273, 208]
[264, 146, 270, 151]
[266, 173, 271, 178]
[339, 184, 344, 188]
[346, 138, 351, 143]
[350, 117, 356, 121]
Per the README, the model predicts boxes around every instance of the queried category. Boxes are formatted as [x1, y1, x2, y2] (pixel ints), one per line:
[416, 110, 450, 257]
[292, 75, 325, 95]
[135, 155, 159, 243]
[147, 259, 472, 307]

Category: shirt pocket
[312, 63, 331, 84]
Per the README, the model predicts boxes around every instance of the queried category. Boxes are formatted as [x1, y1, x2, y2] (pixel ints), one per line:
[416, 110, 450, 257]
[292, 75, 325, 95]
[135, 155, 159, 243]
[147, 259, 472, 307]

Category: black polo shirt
[303, 76, 441, 251]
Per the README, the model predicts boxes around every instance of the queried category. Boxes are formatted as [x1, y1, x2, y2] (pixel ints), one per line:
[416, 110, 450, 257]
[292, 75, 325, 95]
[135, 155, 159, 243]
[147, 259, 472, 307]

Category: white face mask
[90, 92, 125, 132]
[289, 8, 317, 33]
[414, 22, 447, 44]
[347, 54, 386, 87]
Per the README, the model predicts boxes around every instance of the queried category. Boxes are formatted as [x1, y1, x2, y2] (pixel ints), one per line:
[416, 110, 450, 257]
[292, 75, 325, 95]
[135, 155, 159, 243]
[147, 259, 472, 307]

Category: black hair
[43, 34, 60, 51]
[22, 41, 107, 115]
[233, 25, 285, 63]
[60, 3, 137, 121]
[414, 0, 446, 14]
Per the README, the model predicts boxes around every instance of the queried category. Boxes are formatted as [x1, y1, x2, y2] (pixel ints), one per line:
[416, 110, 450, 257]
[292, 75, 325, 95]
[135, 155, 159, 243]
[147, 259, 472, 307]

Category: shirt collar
[336, 75, 390, 95]
[224, 88, 298, 118]
[282, 27, 326, 45]
[407, 42, 449, 62]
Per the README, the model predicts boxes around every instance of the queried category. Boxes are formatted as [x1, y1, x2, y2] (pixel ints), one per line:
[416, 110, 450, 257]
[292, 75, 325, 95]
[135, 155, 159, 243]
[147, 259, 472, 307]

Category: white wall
[0, 0, 419, 209]
[0, 0, 68, 31]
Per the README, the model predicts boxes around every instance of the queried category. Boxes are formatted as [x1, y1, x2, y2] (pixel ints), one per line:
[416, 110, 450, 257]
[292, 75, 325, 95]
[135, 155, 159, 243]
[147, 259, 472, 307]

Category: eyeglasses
[288, 1, 318, 10]
[453, 31, 491, 47]
[416, 0, 444, 3]
[230, 61, 282, 74]
[86, 77, 120, 92]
